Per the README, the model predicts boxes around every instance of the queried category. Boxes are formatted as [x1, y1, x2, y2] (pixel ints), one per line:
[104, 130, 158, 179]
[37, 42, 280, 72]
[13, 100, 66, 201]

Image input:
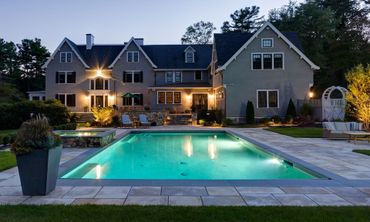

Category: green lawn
[353, 149, 370, 156]
[266, 127, 323, 138]
[0, 151, 16, 171]
[0, 206, 369, 222]
[0, 129, 17, 137]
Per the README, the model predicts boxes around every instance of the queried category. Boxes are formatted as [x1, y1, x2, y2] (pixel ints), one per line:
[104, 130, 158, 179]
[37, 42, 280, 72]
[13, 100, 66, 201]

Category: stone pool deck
[0, 126, 369, 206]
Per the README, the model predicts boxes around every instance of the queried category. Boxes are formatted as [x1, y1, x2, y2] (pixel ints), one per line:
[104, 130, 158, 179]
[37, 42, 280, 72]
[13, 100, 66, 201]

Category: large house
[34, 22, 319, 122]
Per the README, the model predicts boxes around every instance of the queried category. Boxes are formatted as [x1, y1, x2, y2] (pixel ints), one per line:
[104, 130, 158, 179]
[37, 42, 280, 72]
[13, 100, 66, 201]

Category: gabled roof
[76, 45, 124, 69]
[108, 37, 157, 68]
[214, 22, 319, 71]
[42, 38, 90, 69]
[142, 44, 212, 69]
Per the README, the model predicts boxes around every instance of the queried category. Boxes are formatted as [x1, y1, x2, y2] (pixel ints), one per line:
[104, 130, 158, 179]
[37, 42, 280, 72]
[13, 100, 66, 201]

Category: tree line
[181, 0, 370, 96]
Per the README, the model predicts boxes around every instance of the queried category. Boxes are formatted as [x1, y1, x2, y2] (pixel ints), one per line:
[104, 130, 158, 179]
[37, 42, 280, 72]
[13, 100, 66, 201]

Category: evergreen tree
[221, 6, 264, 33]
[246, 101, 255, 124]
[181, 21, 216, 44]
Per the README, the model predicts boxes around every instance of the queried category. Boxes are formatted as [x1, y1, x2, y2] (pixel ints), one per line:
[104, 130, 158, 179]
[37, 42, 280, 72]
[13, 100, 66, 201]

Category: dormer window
[184, 46, 195, 63]
[261, 38, 273, 48]
[185, 51, 194, 63]
[60, 52, 72, 63]
[127, 51, 139, 63]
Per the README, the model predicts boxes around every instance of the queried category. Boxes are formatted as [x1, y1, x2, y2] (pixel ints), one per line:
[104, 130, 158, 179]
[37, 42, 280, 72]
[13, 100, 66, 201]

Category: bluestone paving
[242, 194, 281, 206]
[125, 196, 168, 205]
[0, 196, 29, 205]
[63, 186, 102, 198]
[95, 186, 131, 199]
[206, 186, 239, 196]
[73, 198, 125, 205]
[23, 197, 74, 205]
[161, 186, 207, 196]
[273, 194, 318, 206]
[128, 186, 161, 196]
[236, 187, 284, 195]
[169, 196, 203, 206]
[202, 196, 246, 206]
[280, 187, 331, 194]
[306, 194, 351, 206]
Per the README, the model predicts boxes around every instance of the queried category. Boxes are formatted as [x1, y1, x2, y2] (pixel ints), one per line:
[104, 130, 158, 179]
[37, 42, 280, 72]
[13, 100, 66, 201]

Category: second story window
[261, 38, 273, 48]
[252, 53, 284, 70]
[123, 71, 143, 83]
[194, 71, 202, 80]
[56, 71, 76, 83]
[127, 51, 139, 63]
[90, 78, 109, 90]
[165, 72, 182, 83]
[185, 52, 194, 63]
[60, 52, 72, 63]
[55, 93, 76, 107]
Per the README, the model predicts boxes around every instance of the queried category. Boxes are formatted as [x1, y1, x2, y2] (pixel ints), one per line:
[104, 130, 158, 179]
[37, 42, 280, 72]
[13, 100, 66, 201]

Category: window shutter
[140, 71, 143, 83]
[72, 72, 76, 83]
[55, 72, 59, 83]
[123, 71, 126, 83]
[55, 94, 58, 100]
[140, 94, 144, 105]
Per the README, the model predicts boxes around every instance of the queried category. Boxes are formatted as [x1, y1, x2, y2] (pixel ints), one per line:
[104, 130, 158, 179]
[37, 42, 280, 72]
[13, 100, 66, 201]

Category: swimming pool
[62, 131, 320, 180]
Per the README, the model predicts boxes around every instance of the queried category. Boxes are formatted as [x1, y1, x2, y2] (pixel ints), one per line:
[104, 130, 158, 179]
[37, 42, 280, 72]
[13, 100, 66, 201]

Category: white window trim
[256, 89, 279, 108]
[157, 91, 182, 104]
[60, 52, 72, 63]
[124, 70, 143, 83]
[261, 38, 274, 48]
[90, 94, 110, 108]
[165, 71, 182, 83]
[194, 71, 203, 81]
[127, 51, 139, 63]
[251, 52, 285, 70]
[56, 93, 76, 107]
[89, 78, 110, 90]
[185, 51, 195, 63]
[57, 71, 75, 84]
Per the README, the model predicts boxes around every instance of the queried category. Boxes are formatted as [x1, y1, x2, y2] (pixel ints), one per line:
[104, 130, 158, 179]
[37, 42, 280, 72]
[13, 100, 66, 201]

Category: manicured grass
[0, 151, 16, 171]
[266, 127, 323, 138]
[353, 149, 370, 156]
[0, 129, 17, 137]
[0, 206, 369, 222]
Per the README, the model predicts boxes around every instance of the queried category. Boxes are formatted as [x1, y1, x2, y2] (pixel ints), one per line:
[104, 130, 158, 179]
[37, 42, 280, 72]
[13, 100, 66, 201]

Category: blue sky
[0, 0, 304, 51]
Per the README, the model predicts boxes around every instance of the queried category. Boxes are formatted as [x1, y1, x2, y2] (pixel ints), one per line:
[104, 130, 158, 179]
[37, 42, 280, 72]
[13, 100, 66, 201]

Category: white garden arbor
[322, 86, 348, 121]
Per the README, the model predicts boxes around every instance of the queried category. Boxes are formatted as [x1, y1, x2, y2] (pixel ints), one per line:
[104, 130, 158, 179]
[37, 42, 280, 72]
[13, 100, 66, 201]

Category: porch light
[186, 94, 192, 100]
[96, 69, 103, 77]
[308, 91, 314, 99]
[208, 94, 214, 99]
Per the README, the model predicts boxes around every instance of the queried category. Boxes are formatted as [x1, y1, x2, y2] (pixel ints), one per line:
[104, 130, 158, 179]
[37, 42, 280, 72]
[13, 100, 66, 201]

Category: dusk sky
[0, 0, 304, 51]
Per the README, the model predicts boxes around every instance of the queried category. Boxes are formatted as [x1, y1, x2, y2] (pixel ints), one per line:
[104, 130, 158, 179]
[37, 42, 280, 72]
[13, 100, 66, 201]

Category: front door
[90, 95, 108, 108]
[192, 94, 208, 110]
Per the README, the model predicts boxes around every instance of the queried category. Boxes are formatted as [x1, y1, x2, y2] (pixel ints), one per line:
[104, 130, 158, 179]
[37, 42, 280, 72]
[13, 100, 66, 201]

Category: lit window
[257, 90, 279, 108]
[60, 52, 72, 63]
[90, 78, 109, 90]
[123, 93, 143, 106]
[261, 38, 273, 48]
[127, 51, 139, 63]
[157, 91, 181, 104]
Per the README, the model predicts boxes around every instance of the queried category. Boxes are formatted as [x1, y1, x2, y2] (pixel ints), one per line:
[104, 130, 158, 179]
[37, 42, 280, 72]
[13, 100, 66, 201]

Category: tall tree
[0, 38, 19, 83]
[181, 21, 216, 44]
[17, 38, 49, 91]
[221, 6, 264, 33]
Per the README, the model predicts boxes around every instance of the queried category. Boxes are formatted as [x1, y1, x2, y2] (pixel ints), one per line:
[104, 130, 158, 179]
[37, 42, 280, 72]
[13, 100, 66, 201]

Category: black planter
[16, 145, 62, 196]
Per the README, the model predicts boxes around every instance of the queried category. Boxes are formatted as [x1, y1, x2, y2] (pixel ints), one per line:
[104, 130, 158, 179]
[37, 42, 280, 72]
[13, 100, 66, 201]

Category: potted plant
[11, 116, 62, 196]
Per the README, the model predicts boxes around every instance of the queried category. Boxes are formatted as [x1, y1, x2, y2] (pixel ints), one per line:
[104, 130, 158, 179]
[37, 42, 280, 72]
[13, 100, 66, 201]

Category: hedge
[0, 100, 71, 130]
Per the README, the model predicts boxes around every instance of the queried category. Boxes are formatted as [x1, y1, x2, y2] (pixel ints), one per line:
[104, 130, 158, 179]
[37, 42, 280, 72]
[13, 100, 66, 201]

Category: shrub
[111, 115, 121, 127]
[11, 116, 61, 155]
[271, 115, 281, 124]
[300, 103, 314, 117]
[2, 135, 10, 145]
[221, 118, 233, 127]
[91, 106, 114, 126]
[246, 101, 255, 124]
[197, 109, 223, 124]
[258, 118, 271, 125]
[53, 123, 77, 130]
[286, 99, 297, 118]
[0, 100, 71, 129]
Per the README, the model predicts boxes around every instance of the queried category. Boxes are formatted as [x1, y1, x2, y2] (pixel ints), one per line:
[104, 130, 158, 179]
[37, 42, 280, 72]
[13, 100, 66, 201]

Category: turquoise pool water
[56, 131, 100, 137]
[62, 132, 318, 180]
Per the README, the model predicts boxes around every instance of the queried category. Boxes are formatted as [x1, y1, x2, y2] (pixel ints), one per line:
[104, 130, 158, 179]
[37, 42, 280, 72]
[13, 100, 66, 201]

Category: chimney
[134, 38, 144, 46]
[86, 34, 94, 50]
